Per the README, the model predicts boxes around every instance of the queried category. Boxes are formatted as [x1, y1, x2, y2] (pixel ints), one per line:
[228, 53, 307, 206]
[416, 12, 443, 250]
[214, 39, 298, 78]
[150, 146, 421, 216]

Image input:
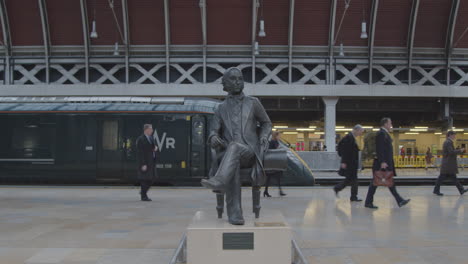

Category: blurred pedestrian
[334, 125, 364, 202]
[264, 131, 286, 197]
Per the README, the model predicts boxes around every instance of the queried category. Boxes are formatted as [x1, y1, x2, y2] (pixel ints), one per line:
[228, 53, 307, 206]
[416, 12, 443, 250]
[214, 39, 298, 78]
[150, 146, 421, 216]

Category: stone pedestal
[187, 210, 291, 264]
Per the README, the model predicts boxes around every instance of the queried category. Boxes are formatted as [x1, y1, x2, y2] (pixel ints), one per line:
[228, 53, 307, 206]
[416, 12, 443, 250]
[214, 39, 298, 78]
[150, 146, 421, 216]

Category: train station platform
[0, 186, 467, 264]
[314, 168, 468, 184]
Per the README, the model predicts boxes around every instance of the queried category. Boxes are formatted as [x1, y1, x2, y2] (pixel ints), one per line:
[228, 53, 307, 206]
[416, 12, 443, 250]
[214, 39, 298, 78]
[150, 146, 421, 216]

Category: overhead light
[272, 128, 277, 131]
[283, 132, 298, 135]
[415, 126, 428, 129]
[296, 128, 315, 131]
[405, 132, 419, 135]
[335, 126, 345, 129]
[362, 126, 373, 129]
[336, 128, 352, 131]
[360, 21, 368, 39]
[254, 41, 259, 55]
[453, 129, 464, 132]
[372, 128, 380, 131]
[90, 20, 98, 39]
[410, 128, 428, 132]
[258, 20, 266, 37]
[309, 126, 317, 128]
[113, 42, 119, 56]
[339, 43, 344, 56]
[274, 125, 288, 129]
[315, 132, 324, 135]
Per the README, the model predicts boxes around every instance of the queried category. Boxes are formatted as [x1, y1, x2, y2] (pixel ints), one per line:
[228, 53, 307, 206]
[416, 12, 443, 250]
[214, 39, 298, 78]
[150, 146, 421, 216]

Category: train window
[9, 119, 56, 159]
[102, 120, 118, 150]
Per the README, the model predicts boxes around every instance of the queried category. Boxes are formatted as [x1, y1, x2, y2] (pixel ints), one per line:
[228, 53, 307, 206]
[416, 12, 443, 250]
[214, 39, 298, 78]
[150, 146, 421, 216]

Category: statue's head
[222, 67, 244, 95]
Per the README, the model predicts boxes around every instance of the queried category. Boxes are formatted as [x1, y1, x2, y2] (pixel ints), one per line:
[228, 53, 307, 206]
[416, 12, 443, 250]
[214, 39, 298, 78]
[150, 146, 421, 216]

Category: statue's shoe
[201, 178, 224, 191]
[229, 218, 245, 225]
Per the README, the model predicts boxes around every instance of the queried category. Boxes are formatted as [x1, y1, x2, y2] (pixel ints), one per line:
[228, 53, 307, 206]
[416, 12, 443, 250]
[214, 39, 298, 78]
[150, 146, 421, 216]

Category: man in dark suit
[201, 67, 272, 225]
[364, 117, 410, 209]
[136, 124, 158, 201]
[433, 131, 468, 196]
[334, 124, 364, 201]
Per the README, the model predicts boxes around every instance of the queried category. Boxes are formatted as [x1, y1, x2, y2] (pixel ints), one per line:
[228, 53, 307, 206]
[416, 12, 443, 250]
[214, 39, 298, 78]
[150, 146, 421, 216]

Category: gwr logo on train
[153, 130, 175, 151]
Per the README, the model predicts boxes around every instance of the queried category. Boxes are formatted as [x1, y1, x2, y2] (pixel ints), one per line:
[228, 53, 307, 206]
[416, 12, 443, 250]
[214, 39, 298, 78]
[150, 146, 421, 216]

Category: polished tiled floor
[0, 185, 467, 264]
[315, 168, 468, 179]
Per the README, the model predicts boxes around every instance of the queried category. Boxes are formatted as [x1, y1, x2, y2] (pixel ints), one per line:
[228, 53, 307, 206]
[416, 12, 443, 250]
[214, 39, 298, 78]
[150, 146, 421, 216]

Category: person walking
[364, 117, 411, 209]
[136, 124, 158, 201]
[425, 147, 433, 170]
[433, 131, 468, 196]
[333, 124, 364, 202]
[264, 131, 286, 197]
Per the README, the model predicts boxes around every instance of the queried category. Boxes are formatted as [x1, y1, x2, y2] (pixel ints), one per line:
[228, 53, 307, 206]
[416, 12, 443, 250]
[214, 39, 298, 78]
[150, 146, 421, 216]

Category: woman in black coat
[263, 131, 286, 197]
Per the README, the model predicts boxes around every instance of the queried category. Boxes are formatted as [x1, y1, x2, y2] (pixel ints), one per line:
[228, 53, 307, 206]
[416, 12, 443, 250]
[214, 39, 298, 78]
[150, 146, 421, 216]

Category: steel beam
[445, 0, 460, 85]
[164, 0, 170, 83]
[121, 0, 130, 83]
[368, 0, 379, 84]
[0, 0, 12, 84]
[407, 0, 419, 85]
[288, 0, 295, 84]
[79, 0, 90, 83]
[200, 0, 207, 83]
[252, 0, 259, 83]
[328, 0, 337, 85]
[38, 0, 50, 83]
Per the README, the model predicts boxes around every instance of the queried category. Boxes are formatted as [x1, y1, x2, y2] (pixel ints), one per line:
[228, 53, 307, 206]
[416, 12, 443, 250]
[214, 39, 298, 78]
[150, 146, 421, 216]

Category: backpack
[362, 131, 377, 160]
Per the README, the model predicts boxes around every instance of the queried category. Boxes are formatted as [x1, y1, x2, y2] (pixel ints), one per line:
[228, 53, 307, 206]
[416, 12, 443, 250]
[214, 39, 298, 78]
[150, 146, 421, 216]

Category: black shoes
[201, 178, 224, 191]
[433, 192, 444, 196]
[461, 189, 468, 195]
[141, 197, 152, 202]
[365, 204, 378, 209]
[350, 198, 363, 202]
[279, 191, 287, 196]
[333, 187, 339, 198]
[263, 191, 272, 197]
[398, 199, 411, 208]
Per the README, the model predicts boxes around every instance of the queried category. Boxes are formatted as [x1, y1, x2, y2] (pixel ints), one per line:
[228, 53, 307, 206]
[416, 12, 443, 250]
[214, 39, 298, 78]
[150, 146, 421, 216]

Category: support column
[322, 97, 339, 152]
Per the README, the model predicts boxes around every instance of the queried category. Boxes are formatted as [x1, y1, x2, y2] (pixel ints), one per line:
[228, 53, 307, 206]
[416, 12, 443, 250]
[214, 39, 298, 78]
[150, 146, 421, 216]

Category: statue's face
[223, 69, 244, 95]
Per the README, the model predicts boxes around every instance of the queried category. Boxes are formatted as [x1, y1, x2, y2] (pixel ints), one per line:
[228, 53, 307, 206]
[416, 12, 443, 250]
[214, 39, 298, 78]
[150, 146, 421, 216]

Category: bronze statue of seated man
[201, 67, 272, 225]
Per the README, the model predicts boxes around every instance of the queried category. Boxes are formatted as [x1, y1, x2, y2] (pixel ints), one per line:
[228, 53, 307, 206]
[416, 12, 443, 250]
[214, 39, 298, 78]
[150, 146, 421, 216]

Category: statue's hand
[260, 137, 269, 152]
[211, 135, 225, 149]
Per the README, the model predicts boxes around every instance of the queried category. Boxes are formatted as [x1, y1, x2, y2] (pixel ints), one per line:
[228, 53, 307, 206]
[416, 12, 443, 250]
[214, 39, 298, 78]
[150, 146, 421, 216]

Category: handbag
[373, 169, 394, 187]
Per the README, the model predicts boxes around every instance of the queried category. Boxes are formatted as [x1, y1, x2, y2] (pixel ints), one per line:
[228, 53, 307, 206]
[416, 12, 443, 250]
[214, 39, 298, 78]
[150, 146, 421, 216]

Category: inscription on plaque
[222, 232, 254, 250]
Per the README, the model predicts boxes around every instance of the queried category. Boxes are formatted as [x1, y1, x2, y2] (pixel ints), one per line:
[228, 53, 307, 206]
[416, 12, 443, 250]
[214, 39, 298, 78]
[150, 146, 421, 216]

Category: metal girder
[445, 0, 460, 85]
[252, 0, 259, 84]
[164, 0, 170, 84]
[121, 0, 130, 83]
[79, 0, 90, 83]
[200, 0, 207, 83]
[407, 0, 419, 85]
[328, 0, 337, 85]
[0, 0, 12, 84]
[38, 0, 50, 83]
[368, 0, 379, 84]
[288, 0, 295, 84]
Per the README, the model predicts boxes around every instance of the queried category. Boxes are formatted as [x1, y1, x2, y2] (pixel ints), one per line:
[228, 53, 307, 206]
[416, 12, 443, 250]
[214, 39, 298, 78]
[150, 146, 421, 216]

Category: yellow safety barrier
[363, 156, 439, 168]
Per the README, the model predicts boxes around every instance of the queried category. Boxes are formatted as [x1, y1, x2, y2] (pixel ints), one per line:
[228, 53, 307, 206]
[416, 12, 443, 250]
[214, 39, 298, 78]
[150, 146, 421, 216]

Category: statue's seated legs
[202, 142, 255, 225]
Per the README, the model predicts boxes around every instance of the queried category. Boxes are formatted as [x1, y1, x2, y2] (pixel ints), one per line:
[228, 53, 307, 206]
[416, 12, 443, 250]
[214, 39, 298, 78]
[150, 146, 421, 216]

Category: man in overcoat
[136, 124, 158, 201]
[433, 131, 468, 196]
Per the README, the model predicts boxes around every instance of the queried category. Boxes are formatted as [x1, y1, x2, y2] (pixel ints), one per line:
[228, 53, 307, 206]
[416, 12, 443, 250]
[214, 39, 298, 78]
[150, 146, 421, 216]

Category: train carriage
[0, 97, 314, 186]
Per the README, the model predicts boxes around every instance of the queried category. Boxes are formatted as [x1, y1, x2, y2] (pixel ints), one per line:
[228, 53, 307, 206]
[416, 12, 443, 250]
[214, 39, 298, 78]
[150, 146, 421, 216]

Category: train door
[96, 118, 124, 182]
[190, 115, 207, 178]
